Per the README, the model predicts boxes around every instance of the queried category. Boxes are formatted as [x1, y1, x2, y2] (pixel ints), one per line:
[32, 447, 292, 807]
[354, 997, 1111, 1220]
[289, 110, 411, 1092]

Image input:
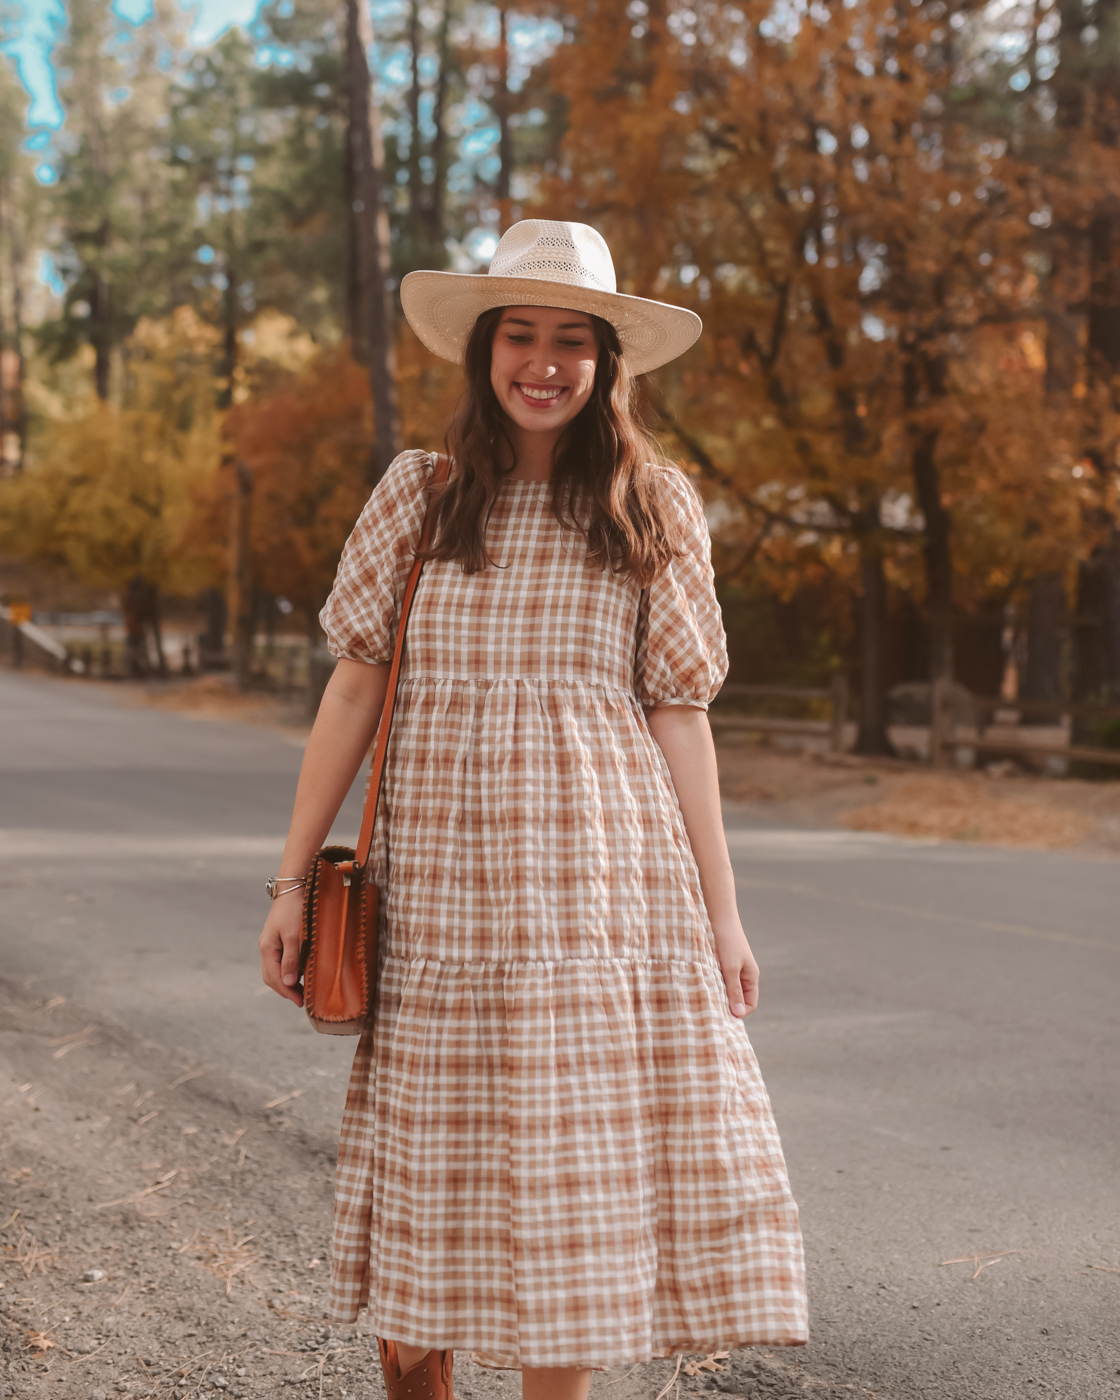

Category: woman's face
[489, 306, 599, 437]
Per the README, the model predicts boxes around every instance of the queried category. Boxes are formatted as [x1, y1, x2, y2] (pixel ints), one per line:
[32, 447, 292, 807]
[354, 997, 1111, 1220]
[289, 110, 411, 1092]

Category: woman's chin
[502, 401, 583, 435]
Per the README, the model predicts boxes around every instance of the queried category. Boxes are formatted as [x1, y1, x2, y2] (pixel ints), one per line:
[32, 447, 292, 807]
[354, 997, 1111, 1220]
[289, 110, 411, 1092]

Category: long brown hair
[418, 306, 690, 586]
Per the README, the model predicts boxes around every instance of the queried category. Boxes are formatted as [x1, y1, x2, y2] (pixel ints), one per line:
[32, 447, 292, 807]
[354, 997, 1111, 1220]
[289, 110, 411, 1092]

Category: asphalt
[1, 670, 1118, 1399]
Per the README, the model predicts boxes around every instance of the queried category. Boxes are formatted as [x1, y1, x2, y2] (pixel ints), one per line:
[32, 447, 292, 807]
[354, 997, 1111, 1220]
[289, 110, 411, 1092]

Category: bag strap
[355, 451, 451, 867]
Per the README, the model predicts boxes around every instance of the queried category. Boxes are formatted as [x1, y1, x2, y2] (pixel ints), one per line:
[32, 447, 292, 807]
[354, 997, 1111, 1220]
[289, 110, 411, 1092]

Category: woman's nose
[522, 348, 558, 378]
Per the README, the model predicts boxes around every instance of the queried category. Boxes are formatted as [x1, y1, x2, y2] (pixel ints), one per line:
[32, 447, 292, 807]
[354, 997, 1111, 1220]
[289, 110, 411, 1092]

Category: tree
[346, 0, 402, 484]
[45, 0, 194, 399]
[0, 51, 39, 474]
[538, 0, 1078, 744]
[253, 0, 354, 342]
[168, 30, 271, 408]
[220, 345, 374, 631]
[0, 308, 223, 626]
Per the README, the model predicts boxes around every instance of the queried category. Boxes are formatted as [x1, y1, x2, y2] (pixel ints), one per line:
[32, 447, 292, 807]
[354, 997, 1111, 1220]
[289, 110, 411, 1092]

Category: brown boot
[376, 1338, 455, 1400]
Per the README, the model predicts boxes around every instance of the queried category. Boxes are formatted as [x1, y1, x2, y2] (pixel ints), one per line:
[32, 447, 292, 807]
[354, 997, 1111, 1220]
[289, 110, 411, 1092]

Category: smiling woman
[257, 219, 808, 1400]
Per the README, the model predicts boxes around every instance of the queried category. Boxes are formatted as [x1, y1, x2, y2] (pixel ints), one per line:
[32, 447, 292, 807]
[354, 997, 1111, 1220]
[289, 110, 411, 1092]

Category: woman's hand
[256, 658, 391, 1009]
[710, 917, 760, 1019]
[259, 892, 307, 1007]
[643, 705, 759, 1019]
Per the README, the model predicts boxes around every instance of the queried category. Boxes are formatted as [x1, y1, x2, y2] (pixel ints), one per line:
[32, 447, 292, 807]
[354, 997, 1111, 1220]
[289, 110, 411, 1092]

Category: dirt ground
[713, 737, 1120, 854]
[0, 982, 861, 1400]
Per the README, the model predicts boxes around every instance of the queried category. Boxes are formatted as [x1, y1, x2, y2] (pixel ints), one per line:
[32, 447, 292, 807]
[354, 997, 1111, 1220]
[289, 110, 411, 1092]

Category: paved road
[2, 670, 1118, 1399]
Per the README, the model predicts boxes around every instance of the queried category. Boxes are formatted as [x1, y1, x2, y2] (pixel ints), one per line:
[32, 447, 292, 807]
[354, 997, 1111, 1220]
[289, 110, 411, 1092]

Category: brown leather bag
[299, 452, 450, 1035]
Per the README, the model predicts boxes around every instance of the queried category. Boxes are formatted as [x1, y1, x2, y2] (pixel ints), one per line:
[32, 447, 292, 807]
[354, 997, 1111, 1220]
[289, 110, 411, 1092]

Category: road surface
[1, 670, 1118, 1399]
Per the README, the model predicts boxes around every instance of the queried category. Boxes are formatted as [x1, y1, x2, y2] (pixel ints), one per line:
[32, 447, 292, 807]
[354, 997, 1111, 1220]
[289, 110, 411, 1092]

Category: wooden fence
[708, 674, 1120, 771]
[929, 680, 1120, 770]
[707, 675, 849, 753]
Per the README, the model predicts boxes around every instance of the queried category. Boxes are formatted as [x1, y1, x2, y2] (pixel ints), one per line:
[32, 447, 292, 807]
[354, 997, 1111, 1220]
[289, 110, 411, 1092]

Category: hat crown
[487, 220, 618, 296]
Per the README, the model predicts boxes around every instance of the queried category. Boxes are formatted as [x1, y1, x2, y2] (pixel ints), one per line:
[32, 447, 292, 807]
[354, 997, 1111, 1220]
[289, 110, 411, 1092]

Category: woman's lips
[515, 382, 567, 404]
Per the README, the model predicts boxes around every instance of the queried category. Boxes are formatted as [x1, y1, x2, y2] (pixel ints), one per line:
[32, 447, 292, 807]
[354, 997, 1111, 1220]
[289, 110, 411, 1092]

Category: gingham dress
[319, 449, 807, 1370]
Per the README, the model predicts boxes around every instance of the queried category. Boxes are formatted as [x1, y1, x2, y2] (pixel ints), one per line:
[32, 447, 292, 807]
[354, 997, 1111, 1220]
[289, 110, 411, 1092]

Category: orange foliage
[185, 332, 467, 631]
[535, 0, 1091, 622]
[224, 346, 373, 628]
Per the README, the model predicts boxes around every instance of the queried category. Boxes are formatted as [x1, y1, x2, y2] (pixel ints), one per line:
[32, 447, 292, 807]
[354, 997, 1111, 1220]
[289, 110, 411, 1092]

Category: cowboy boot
[377, 1338, 455, 1400]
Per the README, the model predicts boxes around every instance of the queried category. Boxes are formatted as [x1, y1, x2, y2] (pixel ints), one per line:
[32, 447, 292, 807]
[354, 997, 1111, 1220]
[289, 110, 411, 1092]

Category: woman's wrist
[708, 909, 748, 942]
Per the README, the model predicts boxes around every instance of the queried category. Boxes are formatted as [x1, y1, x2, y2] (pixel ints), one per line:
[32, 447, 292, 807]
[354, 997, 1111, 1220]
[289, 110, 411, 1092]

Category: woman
[258, 220, 807, 1400]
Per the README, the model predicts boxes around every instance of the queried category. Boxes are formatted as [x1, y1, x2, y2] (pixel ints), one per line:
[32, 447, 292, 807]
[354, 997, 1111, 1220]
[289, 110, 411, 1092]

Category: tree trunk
[1054, 0, 1087, 133]
[495, 6, 512, 229]
[1088, 196, 1120, 379]
[0, 178, 8, 470]
[344, 115, 364, 358]
[10, 214, 25, 472]
[853, 544, 895, 756]
[219, 255, 238, 411]
[1021, 572, 1067, 723]
[407, 0, 423, 226]
[90, 263, 112, 402]
[229, 459, 254, 689]
[346, 0, 402, 487]
[910, 425, 954, 682]
[1072, 535, 1120, 701]
[426, 0, 453, 266]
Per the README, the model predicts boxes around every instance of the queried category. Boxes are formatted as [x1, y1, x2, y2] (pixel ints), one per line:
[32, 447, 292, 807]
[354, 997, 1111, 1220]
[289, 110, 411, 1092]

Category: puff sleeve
[319, 449, 434, 664]
[633, 469, 729, 710]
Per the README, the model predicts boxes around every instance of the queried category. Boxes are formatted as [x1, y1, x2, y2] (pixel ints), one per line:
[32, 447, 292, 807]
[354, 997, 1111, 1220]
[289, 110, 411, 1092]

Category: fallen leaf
[939, 1249, 1019, 1279]
[263, 1089, 305, 1109]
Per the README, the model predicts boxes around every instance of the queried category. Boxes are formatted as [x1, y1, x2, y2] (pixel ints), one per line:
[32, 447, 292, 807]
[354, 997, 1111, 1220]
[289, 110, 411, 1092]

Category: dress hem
[326, 1318, 809, 1372]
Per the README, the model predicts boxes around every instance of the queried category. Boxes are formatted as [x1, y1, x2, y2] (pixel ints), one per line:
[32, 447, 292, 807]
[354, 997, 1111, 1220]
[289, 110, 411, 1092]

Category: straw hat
[400, 220, 702, 375]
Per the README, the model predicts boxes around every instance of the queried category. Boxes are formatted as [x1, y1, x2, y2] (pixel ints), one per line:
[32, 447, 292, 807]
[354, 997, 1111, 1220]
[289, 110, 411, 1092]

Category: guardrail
[707, 675, 849, 753]
[929, 680, 1120, 769]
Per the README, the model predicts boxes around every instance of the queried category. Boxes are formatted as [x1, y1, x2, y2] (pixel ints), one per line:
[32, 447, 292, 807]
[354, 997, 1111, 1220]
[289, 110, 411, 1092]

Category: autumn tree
[217, 347, 373, 631]
[538, 0, 1081, 747]
[0, 309, 223, 621]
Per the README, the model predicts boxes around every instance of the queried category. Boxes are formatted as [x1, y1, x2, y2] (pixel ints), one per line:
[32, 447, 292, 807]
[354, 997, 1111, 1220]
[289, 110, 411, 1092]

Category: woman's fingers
[279, 920, 304, 1005]
[259, 907, 304, 1007]
[739, 957, 760, 1016]
[722, 953, 760, 1019]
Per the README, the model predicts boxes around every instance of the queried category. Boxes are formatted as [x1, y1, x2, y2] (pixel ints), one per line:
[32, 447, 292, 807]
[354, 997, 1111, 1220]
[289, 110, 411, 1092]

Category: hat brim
[400, 270, 702, 376]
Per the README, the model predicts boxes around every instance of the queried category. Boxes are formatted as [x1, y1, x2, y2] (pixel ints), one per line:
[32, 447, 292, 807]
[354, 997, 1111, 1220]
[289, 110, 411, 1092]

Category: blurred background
[0, 0, 1119, 769]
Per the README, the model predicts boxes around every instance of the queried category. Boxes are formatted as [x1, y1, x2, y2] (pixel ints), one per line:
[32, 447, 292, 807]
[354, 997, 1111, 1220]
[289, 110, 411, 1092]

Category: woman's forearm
[278, 657, 392, 876]
[644, 703, 739, 929]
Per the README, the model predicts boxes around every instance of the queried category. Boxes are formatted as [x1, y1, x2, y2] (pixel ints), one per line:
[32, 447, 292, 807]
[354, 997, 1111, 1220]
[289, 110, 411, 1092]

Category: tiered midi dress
[319, 449, 807, 1370]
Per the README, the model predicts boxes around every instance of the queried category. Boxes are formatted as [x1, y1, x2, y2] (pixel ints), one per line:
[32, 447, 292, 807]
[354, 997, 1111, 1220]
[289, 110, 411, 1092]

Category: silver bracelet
[265, 875, 307, 900]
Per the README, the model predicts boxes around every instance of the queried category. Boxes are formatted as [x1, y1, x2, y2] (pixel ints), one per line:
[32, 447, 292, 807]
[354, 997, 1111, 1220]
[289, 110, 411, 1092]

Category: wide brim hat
[400, 219, 702, 376]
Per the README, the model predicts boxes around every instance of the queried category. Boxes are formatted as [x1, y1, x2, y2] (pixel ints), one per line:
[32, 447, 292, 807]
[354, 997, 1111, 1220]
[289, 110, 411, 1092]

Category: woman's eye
[506, 333, 532, 344]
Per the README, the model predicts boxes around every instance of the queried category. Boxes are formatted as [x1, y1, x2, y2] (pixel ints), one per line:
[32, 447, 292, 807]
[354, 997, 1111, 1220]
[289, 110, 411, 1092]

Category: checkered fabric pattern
[318, 450, 808, 1369]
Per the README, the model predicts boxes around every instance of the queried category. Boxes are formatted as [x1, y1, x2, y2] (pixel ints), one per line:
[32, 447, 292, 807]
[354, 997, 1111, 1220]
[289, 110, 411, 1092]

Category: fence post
[829, 673, 848, 753]
[930, 677, 948, 768]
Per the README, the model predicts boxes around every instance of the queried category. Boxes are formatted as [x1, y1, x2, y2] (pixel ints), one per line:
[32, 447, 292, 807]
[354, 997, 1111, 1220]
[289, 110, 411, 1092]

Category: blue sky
[6, 0, 266, 131]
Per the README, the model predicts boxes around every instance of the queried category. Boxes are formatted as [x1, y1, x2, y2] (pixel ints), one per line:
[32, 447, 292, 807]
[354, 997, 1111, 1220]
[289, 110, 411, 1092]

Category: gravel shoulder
[0, 979, 860, 1400]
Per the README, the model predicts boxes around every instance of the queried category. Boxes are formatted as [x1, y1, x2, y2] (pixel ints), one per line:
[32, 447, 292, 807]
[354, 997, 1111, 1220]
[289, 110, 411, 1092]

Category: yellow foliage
[0, 308, 223, 595]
